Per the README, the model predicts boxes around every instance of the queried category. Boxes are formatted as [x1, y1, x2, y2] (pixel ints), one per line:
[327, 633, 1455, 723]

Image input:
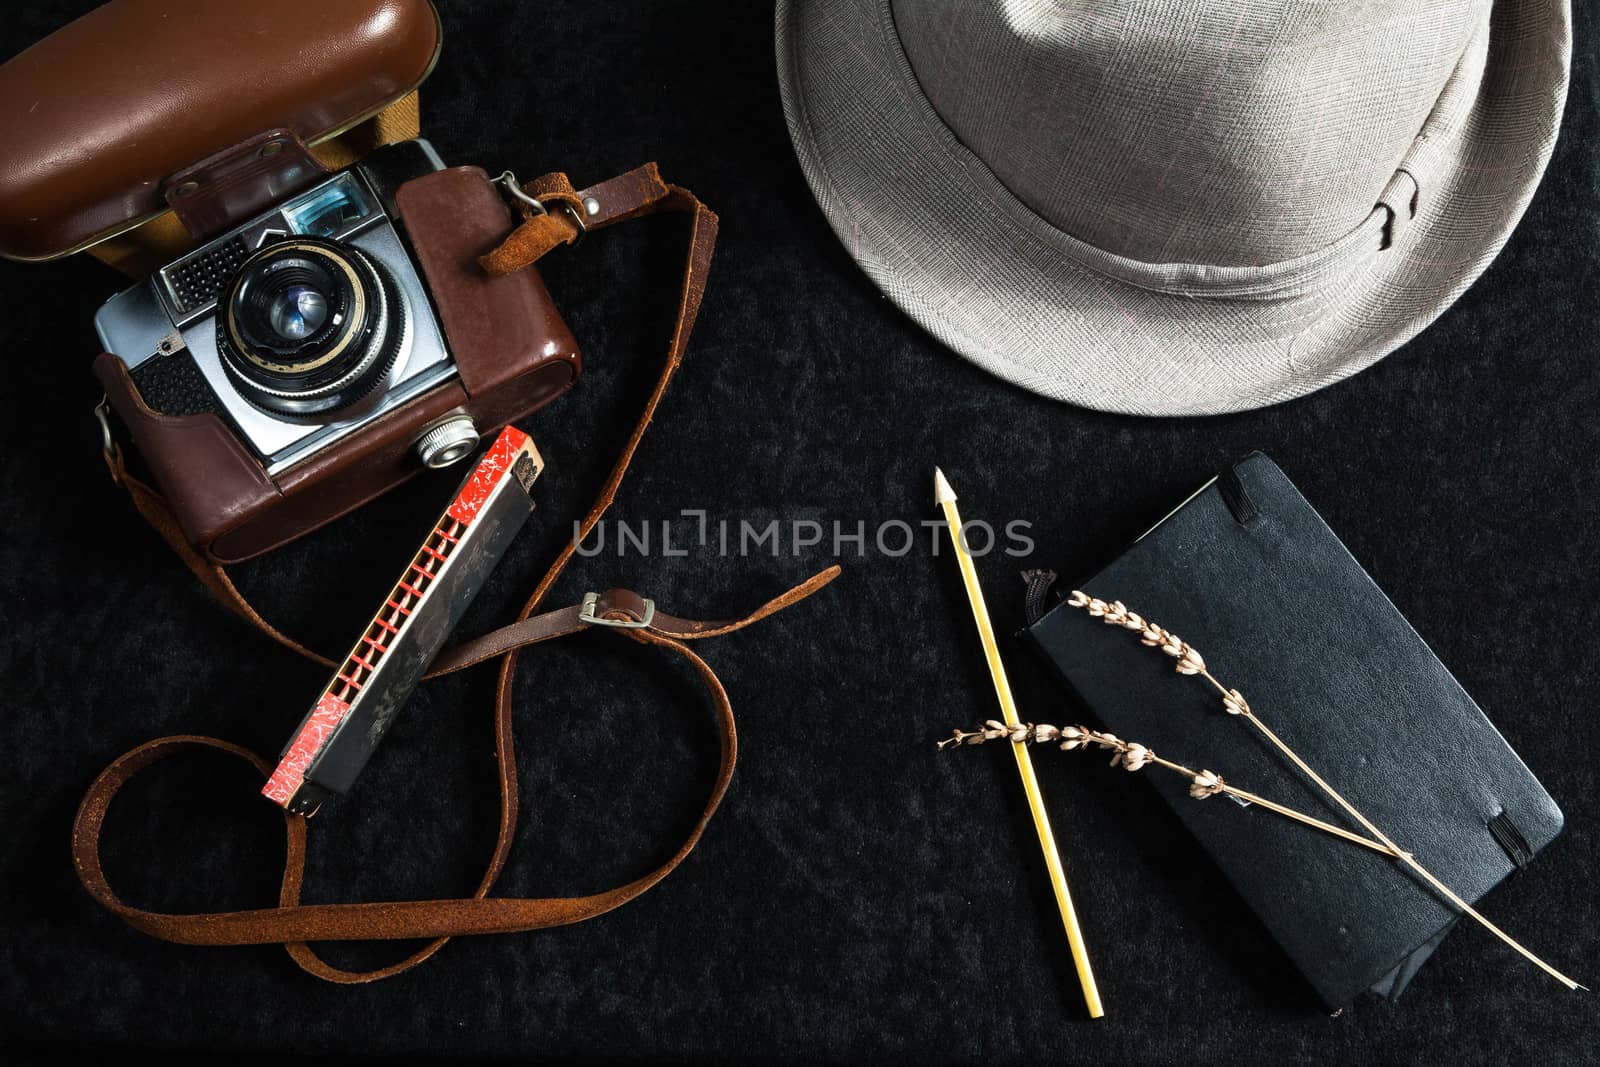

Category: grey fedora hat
[776, 0, 1571, 416]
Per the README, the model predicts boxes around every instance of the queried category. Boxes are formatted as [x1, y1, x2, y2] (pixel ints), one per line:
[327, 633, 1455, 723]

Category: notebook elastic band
[1219, 466, 1261, 527]
[1487, 810, 1534, 869]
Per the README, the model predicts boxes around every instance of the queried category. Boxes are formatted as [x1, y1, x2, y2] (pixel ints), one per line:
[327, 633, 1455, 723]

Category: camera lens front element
[217, 237, 405, 418]
[268, 284, 330, 341]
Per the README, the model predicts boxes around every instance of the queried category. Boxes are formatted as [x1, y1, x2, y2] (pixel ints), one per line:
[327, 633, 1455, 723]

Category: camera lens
[216, 237, 405, 418]
[267, 285, 330, 341]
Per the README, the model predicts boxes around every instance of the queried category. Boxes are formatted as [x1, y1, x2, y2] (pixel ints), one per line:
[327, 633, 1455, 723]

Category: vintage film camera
[99, 141, 484, 475]
[0, 0, 579, 562]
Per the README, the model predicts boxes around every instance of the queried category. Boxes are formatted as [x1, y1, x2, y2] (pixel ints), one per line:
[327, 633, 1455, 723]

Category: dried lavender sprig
[939, 721, 1389, 853]
[1065, 590, 1586, 992]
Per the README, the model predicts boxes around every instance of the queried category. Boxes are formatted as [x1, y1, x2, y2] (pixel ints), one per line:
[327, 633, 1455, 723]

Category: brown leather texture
[95, 354, 280, 547]
[75, 171, 852, 985]
[71, 569, 841, 970]
[164, 128, 331, 242]
[99, 165, 581, 564]
[218, 380, 471, 562]
[429, 580, 844, 676]
[479, 164, 675, 276]
[86, 94, 424, 279]
[111, 161, 719, 629]
[0, 0, 442, 262]
[231, 366, 574, 563]
[397, 167, 582, 395]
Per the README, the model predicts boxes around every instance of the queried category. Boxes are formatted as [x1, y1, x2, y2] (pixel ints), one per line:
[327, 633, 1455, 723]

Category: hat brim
[776, 0, 1571, 416]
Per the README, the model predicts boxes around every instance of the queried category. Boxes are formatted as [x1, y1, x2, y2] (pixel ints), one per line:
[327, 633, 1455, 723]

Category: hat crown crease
[892, 0, 1491, 274]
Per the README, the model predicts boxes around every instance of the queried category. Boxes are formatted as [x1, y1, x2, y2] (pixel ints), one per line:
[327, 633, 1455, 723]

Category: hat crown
[894, 0, 1488, 267]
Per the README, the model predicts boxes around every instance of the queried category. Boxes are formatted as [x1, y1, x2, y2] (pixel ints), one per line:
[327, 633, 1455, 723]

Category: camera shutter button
[414, 416, 481, 469]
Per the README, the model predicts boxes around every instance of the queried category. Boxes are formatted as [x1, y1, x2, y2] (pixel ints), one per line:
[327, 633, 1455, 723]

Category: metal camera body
[89, 137, 582, 564]
[96, 140, 461, 476]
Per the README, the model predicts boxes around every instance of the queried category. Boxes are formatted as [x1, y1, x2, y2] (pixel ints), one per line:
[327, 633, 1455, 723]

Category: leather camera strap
[77, 165, 841, 983]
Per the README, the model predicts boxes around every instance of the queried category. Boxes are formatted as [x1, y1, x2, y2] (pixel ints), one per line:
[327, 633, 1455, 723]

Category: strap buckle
[494, 171, 548, 216]
[94, 394, 115, 456]
[494, 170, 587, 245]
[579, 591, 655, 629]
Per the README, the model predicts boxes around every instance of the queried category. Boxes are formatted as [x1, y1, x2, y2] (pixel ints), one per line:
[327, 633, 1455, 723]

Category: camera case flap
[96, 164, 582, 563]
[0, 0, 441, 263]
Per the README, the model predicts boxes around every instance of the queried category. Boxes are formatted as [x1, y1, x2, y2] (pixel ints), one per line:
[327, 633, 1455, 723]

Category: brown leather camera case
[95, 166, 582, 563]
[0, 0, 578, 561]
[0, 0, 442, 263]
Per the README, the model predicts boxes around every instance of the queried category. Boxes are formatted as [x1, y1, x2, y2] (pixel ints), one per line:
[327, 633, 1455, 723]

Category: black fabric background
[1, 1, 1596, 1062]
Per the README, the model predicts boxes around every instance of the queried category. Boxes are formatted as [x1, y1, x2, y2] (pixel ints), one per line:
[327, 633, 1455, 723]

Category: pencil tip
[933, 467, 956, 506]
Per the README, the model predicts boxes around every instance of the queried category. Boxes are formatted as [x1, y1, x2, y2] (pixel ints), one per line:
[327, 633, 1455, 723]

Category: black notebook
[1023, 453, 1563, 1009]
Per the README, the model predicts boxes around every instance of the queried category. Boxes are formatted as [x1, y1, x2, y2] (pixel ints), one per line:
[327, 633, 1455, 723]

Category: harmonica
[262, 425, 544, 814]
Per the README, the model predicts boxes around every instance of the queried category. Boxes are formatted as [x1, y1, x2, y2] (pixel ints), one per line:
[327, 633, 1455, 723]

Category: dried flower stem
[1065, 591, 1585, 992]
[940, 720, 1390, 854]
